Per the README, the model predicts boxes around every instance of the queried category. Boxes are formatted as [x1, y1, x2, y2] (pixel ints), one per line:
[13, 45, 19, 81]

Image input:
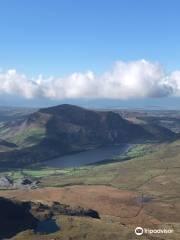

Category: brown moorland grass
[1, 141, 180, 239]
[0, 185, 162, 227]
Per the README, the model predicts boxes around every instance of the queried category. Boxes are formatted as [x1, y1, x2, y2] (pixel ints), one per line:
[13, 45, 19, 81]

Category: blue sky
[0, 0, 180, 108]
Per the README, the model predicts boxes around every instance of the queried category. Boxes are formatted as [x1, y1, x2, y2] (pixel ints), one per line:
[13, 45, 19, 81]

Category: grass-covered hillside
[0, 141, 179, 239]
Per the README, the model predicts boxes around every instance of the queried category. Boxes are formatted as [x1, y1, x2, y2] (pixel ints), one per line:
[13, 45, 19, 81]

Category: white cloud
[0, 60, 180, 100]
[0, 69, 39, 99]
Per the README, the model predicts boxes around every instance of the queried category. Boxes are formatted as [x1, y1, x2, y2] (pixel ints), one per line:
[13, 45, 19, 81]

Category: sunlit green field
[1, 141, 179, 195]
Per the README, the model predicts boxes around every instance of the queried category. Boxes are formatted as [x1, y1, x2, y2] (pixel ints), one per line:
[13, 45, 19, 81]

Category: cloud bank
[1, 60, 180, 100]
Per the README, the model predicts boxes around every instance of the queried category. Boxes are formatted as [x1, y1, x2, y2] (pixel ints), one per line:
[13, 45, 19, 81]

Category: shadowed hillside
[0, 104, 177, 167]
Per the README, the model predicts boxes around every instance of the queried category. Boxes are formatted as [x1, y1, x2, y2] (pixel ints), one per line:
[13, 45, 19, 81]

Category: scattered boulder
[31, 201, 100, 219]
[0, 176, 13, 188]
[30, 201, 53, 221]
[51, 202, 100, 219]
[0, 175, 39, 189]
[14, 177, 39, 189]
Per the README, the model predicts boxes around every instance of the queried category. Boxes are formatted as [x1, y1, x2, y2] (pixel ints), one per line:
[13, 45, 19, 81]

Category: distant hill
[0, 104, 177, 167]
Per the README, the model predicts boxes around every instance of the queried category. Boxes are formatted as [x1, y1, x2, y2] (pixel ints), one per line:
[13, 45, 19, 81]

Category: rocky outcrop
[51, 202, 100, 219]
[0, 176, 13, 188]
[0, 197, 100, 238]
[0, 176, 38, 189]
[14, 177, 39, 189]
[30, 201, 100, 220]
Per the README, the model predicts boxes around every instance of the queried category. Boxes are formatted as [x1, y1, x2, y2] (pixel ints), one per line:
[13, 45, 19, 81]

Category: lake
[35, 218, 60, 234]
[44, 144, 130, 168]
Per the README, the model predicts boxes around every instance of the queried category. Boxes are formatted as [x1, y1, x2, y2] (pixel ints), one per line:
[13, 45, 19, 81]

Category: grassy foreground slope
[0, 141, 180, 239]
[39, 141, 180, 193]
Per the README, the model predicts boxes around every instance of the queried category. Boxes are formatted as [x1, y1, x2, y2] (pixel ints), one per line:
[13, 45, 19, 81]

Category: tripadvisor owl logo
[135, 227, 144, 236]
[135, 227, 174, 236]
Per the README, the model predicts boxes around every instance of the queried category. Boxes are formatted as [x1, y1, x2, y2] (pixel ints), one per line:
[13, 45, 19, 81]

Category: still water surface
[44, 144, 129, 168]
[35, 218, 60, 234]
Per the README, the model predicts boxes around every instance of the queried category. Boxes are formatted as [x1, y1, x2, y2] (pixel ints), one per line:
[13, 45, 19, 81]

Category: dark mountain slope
[40, 104, 153, 147]
[141, 122, 176, 141]
[0, 104, 177, 167]
[0, 139, 17, 148]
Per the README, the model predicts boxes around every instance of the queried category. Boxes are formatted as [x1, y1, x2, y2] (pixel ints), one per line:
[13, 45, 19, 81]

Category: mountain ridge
[0, 104, 177, 167]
